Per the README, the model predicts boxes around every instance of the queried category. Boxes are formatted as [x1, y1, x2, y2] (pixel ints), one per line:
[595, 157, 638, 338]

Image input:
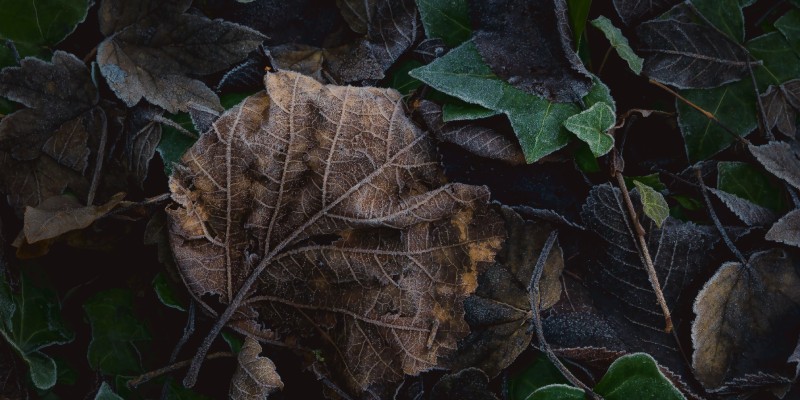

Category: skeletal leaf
[563, 102, 616, 158]
[692, 249, 800, 389]
[167, 71, 504, 395]
[230, 337, 283, 400]
[766, 210, 800, 248]
[96, 0, 264, 113]
[23, 193, 125, 243]
[469, 0, 592, 102]
[591, 16, 643, 75]
[749, 142, 800, 191]
[637, 12, 750, 89]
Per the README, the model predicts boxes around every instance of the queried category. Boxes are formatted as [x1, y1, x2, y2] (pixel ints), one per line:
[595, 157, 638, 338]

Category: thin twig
[695, 169, 749, 267]
[529, 232, 601, 399]
[83, 44, 98, 65]
[649, 79, 750, 146]
[614, 172, 673, 333]
[128, 351, 233, 388]
[169, 301, 196, 364]
[87, 112, 108, 206]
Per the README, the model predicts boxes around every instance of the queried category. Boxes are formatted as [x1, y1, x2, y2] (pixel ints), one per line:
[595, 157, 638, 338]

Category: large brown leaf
[167, 71, 504, 395]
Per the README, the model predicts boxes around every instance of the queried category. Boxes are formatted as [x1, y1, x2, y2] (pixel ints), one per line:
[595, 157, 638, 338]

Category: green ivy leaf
[677, 79, 757, 162]
[594, 353, 685, 400]
[691, 0, 745, 42]
[84, 289, 151, 376]
[442, 101, 501, 122]
[529, 384, 585, 400]
[776, 9, 800, 55]
[624, 174, 666, 192]
[563, 102, 616, 157]
[633, 180, 669, 227]
[410, 40, 580, 162]
[0, 0, 91, 68]
[94, 382, 124, 400]
[153, 272, 187, 312]
[385, 60, 424, 95]
[590, 16, 643, 74]
[0, 270, 73, 390]
[717, 161, 787, 212]
[747, 32, 800, 90]
[508, 354, 569, 400]
[416, 0, 471, 47]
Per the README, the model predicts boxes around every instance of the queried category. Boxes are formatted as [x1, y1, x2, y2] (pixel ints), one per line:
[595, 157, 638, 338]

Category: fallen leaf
[761, 84, 797, 137]
[469, 0, 592, 102]
[710, 373, 793, 399]
[766, 209, 800, 248]
[430, 368, 499, 400]
[96, 0, 264, 113]
[710, 188, 777, 227]
[230, 337, 283, 400]
[123, 105, 163, 187]
[749, 142, 800, 191]
[692, 249, 800, 389]
[23, 192, 125, 243]
[167, 71, 504, 395]
[717, 160, 787, 212]
[612, 0, 680, 25]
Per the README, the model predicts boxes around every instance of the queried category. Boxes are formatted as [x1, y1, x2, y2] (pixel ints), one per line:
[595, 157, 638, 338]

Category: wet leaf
[563, 102, 615, 157]
[612, 0, 680, 25]
[717, 160, 787, 212]
[96, 0, 264, 113]
[167, 71, 504, 395]
[410, 41, 580, 162]
[23, 192, 124, 243]
[633, 180, 668, 228]
[637, 9, 750, 89]
[677, 79, 757, 162]
[0, 270, 73, 390]
[469, 0, 592, 102]
[692, 249, 800, 388]
[709, 188, 777, 227]
[94, 382, 124, 400]
[749, 142, 800, 192]
[416, 0, 471, 47]
[591, 16, 643, 75]
[84, 289, 151, 375]
[766, 209, 800, 248]
[0, 0, 91, 67]
[430, 368, 499, 400]
[230, 337, 283, 400]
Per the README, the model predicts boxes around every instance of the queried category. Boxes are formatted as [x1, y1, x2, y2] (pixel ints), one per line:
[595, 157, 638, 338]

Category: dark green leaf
[163, 378, 214, 400]
[563, 102, 615, 157]
[677, 79, 756, 162]
[529, 384, 585, 400]
[747, 32, 800, 90]
[508, 354, 569, 400]
[157, 120, 197, 177]
[410, 40, 580, 162]
[84, 289, 150, 376]
[567, 0, 592, 45]
[416, 0, 471, 47]
[691, 0, 745, 42]
[591, 16, 643, 74]
[594, 353, 685, 399]
[222, 331, 245, 354]
[442, 101, 501, 122]
[385, 60, 424, 95]
[717, 161, 786, 212]
[776, 9, 800, 55]
[574, 142, 601, 173]
[153, 272, 187, 312]
[94, 382, 124, 400]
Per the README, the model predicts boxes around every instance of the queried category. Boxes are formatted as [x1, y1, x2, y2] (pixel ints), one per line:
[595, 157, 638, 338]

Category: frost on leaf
[167, 71, 504, 394]
[230, 337, 283, 400]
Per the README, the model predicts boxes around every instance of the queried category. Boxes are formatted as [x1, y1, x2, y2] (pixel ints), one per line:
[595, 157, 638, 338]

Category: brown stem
[614, 172, 673, 333]
[83, 44, 98, 65]
[127, 351, 233, 388]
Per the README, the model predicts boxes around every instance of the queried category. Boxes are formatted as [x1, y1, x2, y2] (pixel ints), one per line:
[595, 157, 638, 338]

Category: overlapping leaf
[612, 0, 680, 25]
[766, 210, 800, 248]
[229, 337, 283, 399]
[167, 71, 504, 395]
[96, 0, 264, 113]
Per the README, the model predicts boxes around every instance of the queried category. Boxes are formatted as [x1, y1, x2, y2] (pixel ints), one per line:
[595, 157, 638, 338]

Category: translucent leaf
[590, 16, 643, 74]
[563, 102, 615, 157]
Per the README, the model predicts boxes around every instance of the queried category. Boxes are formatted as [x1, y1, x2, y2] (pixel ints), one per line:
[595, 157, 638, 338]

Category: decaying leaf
[469, 0, 592, 102]
[230, 337, 283, 400]
[692, 249, 800, 389]
[124, 105, 163, 187]
[637, 6, 751, 89]
[96, 0, 264, 113]
[711, 372, 793, 399]
[766, 209, 800, 248]
[23, 193, 125, 243]
[417, 100, 525, 165]
[749, 142, 800, 191]
[710, 188, 777, 227]
[761, 84, 797, 137]
[167, 71, 504, 395]
[450, 207, 563, 378]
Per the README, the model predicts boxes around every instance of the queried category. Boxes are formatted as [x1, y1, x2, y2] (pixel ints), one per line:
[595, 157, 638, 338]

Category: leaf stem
[597, 46, 613, 77]
[529, 232, 601, 399]
[127, 351, 233, 388]
[694, 169, 749, 267]
[614, 172, 673, 333]
[87, 111, 108, 206]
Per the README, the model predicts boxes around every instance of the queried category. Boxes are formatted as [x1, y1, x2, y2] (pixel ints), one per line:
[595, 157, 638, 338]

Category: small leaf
[84, 289, 151, 376]
[153, 272, 187, 312]
[25, 351, 58, 390]
[749, 142, 800, 193]
[623, 174, 666, 192]
[416, 0, 471, 47]
[594, 353, 685, 400]
[94, 382, 124, 400]
[633, 180, 668, 227]
[410, 40, 580, 162]
[563, 102, 616, 157]
[761, 84, 798, 137]
[23, 193, 125, 243]
[591, 16, 643, 74]
[766, 209, 800, 248]
[229, 337, 283, 400]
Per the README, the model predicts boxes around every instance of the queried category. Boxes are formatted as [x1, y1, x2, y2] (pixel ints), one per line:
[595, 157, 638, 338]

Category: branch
[128, 351, 233, 388]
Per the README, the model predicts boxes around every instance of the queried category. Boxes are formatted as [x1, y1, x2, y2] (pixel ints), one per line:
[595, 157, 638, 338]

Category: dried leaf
[124, 105, 163, 187]
[692, 249, 800, 389]
[761, 84, 797, 138]
[612, 0, 680, 25]
[430, 368, 499, 400]
[268, 44, 324, 83]
[710, 188, 778, 227]
[749, 142, 800, 191]
[469, 0, 592, 102]
[230, 337, 283, 400]
[417, 100, 525, 165]
[711, 373, 793, 399]
[637, 9, 751, 89]
[766, 209, 800, 248]
[96, 0, 264, 113]
[167, 71, 504, 394]
[23, 192, 125, 243]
